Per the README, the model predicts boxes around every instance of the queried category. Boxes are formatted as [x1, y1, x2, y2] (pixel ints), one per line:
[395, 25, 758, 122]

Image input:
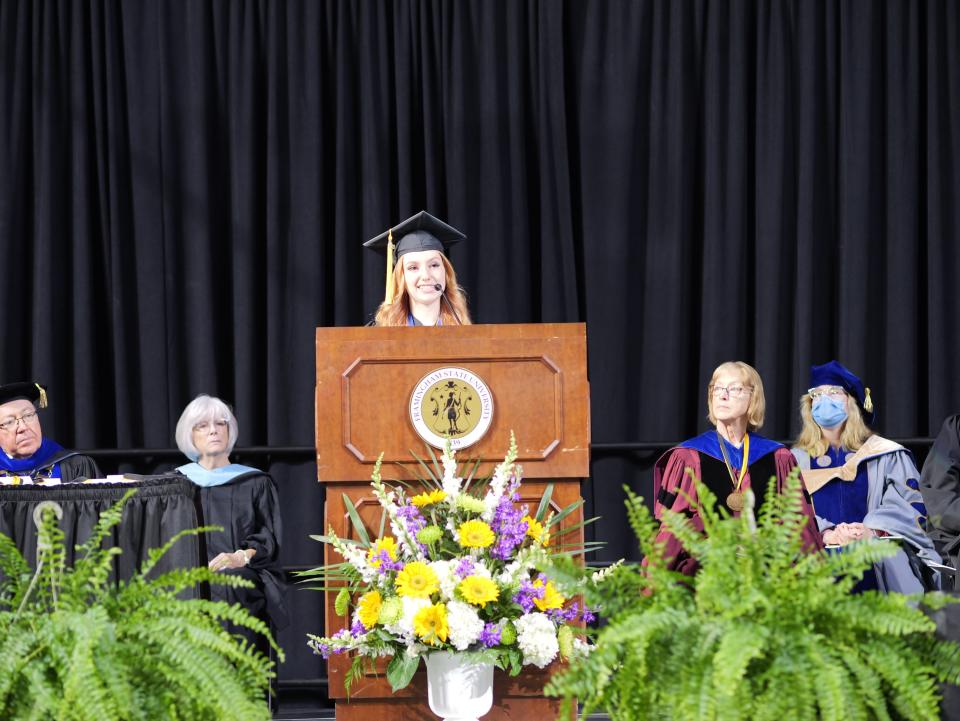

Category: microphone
[435, 284, 463, 325]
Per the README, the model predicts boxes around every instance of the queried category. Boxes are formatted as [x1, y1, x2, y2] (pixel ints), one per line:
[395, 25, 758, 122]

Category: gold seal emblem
[409, 367, 494, 449]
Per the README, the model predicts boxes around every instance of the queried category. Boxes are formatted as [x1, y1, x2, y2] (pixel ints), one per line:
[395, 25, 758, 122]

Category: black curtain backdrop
[2, 0, 960, 694]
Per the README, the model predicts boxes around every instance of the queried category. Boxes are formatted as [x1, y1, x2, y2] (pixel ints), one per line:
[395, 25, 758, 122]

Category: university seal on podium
[409, 367, 494, 449]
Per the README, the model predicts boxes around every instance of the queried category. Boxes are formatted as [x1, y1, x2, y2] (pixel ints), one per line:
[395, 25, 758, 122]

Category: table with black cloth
[0, 475, 200, 584]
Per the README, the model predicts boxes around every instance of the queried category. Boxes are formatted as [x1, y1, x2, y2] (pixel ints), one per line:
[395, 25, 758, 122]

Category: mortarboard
[0, 382, 48, 409]
[364, 211, 466, 304]
[809, 361, 875, 426]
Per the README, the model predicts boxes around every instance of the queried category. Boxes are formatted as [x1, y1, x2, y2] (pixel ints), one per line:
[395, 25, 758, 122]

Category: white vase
[424, 651, 494, 721]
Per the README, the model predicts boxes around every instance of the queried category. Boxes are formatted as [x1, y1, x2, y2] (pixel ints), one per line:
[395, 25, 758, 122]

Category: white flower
[328, 530, 378, 584]
[431, 560, 457, 600]
[469, 560, 493, 579]
[514, 612, 559, 669]
[481, 467, 509, 522]
[572, 638, 594, 658]
[441, 452, 463, 502]
[481, 437, 519, 522]
[446, 601, 484, 651]
[386, 597, 431, 638]
[496, 547, 536, 586]
[592, 559, 624, 583]
[405, 640, 428, 658]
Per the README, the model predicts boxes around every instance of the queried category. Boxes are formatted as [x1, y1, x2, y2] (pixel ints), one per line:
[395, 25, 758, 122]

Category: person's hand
[823, 523, 874, 546]
[209, 549, 251, 572]
[822, 527, 841, 545]
[844, 522, 874, 541]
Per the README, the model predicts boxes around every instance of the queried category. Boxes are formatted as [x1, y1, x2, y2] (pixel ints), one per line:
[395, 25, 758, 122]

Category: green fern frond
[544, 471, 960, 721]
[0, 494, 277, 721]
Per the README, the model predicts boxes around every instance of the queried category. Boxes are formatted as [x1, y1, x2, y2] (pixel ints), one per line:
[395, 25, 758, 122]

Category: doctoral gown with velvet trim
[652, 431, 823, 576]
[793, 436, 941, 593]
[0, 438, 101, 483]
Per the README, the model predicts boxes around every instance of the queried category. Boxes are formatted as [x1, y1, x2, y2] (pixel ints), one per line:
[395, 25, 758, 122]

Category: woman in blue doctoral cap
[792, 361, 941, 592]
[651, 361, 823, 576]
[364, 211, 473, 327]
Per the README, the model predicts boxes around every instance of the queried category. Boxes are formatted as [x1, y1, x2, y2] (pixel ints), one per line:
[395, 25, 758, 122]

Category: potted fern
[0, 493, 282, 721]
[543, 470, 960, 721]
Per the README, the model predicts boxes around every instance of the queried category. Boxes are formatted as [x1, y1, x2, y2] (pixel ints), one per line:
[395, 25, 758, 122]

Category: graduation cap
[0, 382, 48, 409]
[809, 361, 875, 426]
[364, 211, 466, 304]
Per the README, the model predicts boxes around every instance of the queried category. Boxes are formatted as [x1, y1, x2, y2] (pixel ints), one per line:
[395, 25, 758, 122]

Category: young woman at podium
[364, 210, 473, 326]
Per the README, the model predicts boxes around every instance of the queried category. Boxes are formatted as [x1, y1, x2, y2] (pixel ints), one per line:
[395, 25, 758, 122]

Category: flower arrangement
[304, 434, 597, 692]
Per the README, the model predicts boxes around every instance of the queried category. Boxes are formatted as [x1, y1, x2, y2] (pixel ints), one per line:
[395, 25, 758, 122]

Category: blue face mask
[812, 397, 848, 428]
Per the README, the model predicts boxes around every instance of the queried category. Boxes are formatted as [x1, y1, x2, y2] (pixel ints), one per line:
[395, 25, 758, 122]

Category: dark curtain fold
[2, 0, 960, 684]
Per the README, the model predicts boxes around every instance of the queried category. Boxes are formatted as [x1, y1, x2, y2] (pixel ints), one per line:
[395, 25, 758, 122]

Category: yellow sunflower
[523, 515, 545, 544]
[394, 561, 440, 599]
[411, 489, 448, 508]
[413, 603, 449, 646]
[356, 590, 382, 629]
[533, 580, 565, 612]
[458, 575, 500, 609]
[366, 536, 398, 568]
[458, 519, 495, 549]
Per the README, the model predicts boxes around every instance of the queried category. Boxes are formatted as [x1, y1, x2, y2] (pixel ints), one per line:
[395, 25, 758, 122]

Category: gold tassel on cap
[863, 387, 873, 413]
[35, 383, 48, 409]
[384, 228, 396, 304]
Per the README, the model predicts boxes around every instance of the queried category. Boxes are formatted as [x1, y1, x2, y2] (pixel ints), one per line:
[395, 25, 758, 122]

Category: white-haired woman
[792, 361, 940, 592]
[175, 394, 288, 645]
[652, 361, 822, 575]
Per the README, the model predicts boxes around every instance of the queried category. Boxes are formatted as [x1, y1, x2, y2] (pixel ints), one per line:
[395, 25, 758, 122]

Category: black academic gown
[186, 470, 289, 639]
[920, 414, 960, 568]
[39, 450, 101, 482]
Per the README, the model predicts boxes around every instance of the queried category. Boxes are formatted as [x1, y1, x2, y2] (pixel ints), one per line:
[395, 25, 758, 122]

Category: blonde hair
[175, 394, 239, 462]
[374, 254, 472, 327]
[794, 392, 872, 457]
[706, 361, 766, 431]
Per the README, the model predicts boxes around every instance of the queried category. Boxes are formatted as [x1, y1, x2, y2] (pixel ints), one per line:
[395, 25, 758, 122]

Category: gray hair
[175, 394, 239, 462]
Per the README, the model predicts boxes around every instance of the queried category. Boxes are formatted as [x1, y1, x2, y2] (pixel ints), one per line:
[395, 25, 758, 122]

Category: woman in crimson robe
[652, 361, 823, 575]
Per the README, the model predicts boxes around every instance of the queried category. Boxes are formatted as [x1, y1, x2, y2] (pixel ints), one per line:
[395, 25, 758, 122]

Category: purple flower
[350, 620, 367, 637]
[455, 557, 476, 578]
[479, 623, 502, 647]
[373, 550, 403, 573]
[548, 602, 580, 623]
[396, 504, 428, 553]
[513, 578, 546, 613]
[315, 642, 332, 658]
[582, 607, 596, 624]
[490, 489, 529, 561]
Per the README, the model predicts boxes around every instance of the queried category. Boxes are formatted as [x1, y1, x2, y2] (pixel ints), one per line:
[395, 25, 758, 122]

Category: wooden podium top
[315, 322, 590, 481]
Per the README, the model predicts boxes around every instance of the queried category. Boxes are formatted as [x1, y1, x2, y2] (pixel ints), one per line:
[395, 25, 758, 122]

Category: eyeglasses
[808, 386, 847, 401]
[193, 419, 229, 433]
[0, 410, 39, 433]
[711, 385, 753, 399]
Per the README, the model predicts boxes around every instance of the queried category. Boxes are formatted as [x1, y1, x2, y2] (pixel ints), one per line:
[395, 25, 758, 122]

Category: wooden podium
[316, 322, 589, 720]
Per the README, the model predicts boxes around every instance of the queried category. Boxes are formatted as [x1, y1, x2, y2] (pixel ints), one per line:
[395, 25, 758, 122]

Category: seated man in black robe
[0, 382, 100, 483]
[920, 414, 960, 584]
